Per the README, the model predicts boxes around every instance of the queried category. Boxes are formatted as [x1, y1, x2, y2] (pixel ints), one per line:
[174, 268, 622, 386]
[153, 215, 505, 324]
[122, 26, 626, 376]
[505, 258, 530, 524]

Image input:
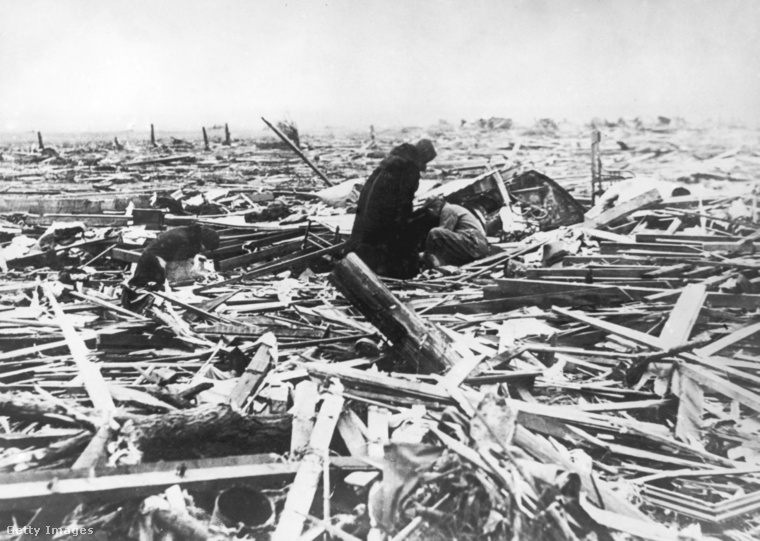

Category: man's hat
[415, 139, 437, 171]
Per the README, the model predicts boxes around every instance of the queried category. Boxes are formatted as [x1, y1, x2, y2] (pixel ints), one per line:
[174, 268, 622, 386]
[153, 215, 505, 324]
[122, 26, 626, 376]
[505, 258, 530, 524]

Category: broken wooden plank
[302, 362, 453, 403]
[553, 306, 667, 350]
[525, 266, 662, 279]
[229, 334, 275, 408]
[122, 154, 196, 167]
[216, 239, 303, 272]
[290, 380, 319, 455]
[658, 284, 708, 444]
[441, 354, 488, 387]
[635, 233, 745, 244]
[0, 194, 151, 215]
[599, 242, 703, 255]
[673, 369, 704, 447]
[195, 242, 344, 293]
[25, 214, 131, 227]
[694, 321, 760, 357]
[583, 188, 662, 229]
[150, 290, 246, 327]
[367, 406, 390, 459]
[337, 409, 368, 458]
[486, 278, 661, 300]
[659, 284, 707, 347]
[681, 352, 760, 388]
[273, 393, 344, 541]
[678, 362, 760, 415]
[43, 286, 115, 412]
[67, 288, 151, 322]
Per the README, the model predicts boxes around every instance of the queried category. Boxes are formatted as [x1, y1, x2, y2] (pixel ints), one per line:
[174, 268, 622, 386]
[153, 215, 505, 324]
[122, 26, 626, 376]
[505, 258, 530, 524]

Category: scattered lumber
[0, 121, 759, 539]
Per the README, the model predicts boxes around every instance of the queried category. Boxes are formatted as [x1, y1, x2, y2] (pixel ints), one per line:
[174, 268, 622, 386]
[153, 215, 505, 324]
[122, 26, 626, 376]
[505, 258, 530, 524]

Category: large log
[0, 391, 96, 429]
[124, 404, 291, 461]
[331, 253, 460, 374]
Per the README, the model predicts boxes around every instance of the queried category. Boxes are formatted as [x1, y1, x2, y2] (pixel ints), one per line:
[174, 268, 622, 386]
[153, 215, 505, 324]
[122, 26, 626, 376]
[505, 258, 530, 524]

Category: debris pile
[0, 120, 759, 540]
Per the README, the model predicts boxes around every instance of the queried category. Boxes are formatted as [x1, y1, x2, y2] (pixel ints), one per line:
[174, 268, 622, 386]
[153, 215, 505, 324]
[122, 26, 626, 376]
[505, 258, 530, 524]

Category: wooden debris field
[0, 118, 759, 540]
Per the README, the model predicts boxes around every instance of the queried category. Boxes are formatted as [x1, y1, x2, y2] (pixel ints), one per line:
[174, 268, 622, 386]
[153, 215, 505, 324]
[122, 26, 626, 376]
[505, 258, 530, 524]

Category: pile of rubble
[0, 119, 759, 540]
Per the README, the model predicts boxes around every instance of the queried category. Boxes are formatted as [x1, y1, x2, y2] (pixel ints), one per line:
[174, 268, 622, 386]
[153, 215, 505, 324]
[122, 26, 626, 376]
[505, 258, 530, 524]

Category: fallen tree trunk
[123, 404, 291, 461]
[0, 391, 96, 430]
[331, 253, 460, 374]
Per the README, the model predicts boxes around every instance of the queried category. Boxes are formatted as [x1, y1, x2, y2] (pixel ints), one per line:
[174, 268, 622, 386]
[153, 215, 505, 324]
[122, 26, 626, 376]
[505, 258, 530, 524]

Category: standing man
[421, 197, 489, 268]
[347, 139, 437, 279]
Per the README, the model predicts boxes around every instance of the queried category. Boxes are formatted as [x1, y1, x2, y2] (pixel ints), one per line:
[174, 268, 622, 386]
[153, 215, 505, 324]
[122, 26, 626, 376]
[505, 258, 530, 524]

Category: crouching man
[122, 224, 220, 311]
[421, 197, 488, 269]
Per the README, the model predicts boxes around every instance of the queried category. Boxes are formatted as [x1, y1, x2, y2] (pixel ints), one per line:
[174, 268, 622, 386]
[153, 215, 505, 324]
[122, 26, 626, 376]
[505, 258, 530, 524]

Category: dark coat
[142, 224, 218, 262]
[129, 225, 219, 288]
[347, 144, 424, 278]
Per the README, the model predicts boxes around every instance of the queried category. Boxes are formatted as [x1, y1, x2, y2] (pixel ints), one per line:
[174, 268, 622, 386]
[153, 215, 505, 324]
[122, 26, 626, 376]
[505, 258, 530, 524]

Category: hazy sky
[1, 0, 759, 132]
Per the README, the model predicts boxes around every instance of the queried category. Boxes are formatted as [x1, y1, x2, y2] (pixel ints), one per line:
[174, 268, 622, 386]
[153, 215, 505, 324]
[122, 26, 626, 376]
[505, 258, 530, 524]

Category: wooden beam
[202, 126, 210, 151]
[0, 454, 369, 511]
[303, 362, 452, 403]
[273, 393, 344, 541]
[123, 154, 196, 167]
[332, 253, 461, 374]
[229, 335, 275, 408]
[216, 239, 303, 272]
[290, 380, 319, 454]
[67, 289, 151, 322]
[682, 353, 760, 388]
[43, 286, 115, 412]
[195, 242, 344, 294]
[337, 410, 367, 458]
[367, 406, 389, 459]
[583, 188, 662, 229]
[486, 279, 661, 300]
[695, 321, 760, 357]
[635, 234, 745, 244]
[673, 369, 704, 446]
[526, 267, 661, 279]
[659, 284, 707, 446]
[553, 306, 667, 350]
[261, 117, 334, 186]
[659, 284, 707, 348]
[599, 242, 702, 255]
[678, 362, 760, 415]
